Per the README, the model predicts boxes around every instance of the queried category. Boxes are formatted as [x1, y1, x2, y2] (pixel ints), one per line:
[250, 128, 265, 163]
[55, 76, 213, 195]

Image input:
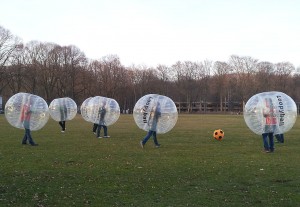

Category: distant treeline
[1, 25, 300, 112]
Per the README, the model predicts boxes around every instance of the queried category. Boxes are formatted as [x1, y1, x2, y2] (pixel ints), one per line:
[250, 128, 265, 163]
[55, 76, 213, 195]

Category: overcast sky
[1, 0, 299, 67]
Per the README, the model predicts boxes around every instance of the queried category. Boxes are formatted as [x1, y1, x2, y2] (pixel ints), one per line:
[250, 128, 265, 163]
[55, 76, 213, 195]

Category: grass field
[0, 114, 299, 206]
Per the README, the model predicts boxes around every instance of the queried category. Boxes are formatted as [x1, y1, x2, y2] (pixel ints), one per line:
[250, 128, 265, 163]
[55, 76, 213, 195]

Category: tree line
[1, 25, 300, 112]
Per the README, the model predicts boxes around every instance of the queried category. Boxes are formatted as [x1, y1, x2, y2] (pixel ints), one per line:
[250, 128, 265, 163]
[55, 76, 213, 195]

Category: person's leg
[26, 129, 36, 145]
[142, 131, 154, 145]
[262, 133, 270, 151]
[62, 121, 66, 131]
[152, 131, 160, 146]
[275, 134, 284, 143]
[96, 125, 102, 138]
[280, 134, 284, 143]
[269, 133, 274, 152]
[59, 121, 64, 130]
[22, 131, 27, 144]
[103, 125, 108, 137]
[92, 123, 98, 133]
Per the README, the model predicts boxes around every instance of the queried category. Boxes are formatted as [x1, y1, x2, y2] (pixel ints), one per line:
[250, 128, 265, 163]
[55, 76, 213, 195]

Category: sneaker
[262, 149, 270, 153]
[97, 136, 102, 139]
[31, 143, 38, 146]
[104, 136, 110, 138]
[155, 144, 161, 148]
[22, 143, 27, 145]
[93, 132, 96, 135]
[61, 130, 65, 133]
[140, 141, 144, 149]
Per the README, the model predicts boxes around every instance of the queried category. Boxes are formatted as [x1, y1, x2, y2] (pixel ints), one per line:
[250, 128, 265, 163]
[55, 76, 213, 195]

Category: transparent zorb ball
[133, 94, 178, 134]
[5, 92, 49, 131]
[49, 97, 77, 121]
[80, 97, 93, 122]
[80, 96, 120, 126]
[244, 91, 297, 135]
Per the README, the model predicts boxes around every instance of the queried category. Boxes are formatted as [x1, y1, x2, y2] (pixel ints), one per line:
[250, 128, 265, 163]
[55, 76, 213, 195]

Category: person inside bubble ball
[58, 98, 68, 133]
[20, 96, 38, 146]
[96, 100, 110, 138]
[140, 102, 161, 148]
[261, 98, 277, 153]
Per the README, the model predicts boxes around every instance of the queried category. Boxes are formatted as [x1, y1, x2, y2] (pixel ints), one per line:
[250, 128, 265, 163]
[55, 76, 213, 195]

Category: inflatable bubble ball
[49, 97, 77, 122]
[244, 91, 297, 135]
[80, 96, 120, 126]
[5, 92, 49, 131]
[133, 94, 178, 134]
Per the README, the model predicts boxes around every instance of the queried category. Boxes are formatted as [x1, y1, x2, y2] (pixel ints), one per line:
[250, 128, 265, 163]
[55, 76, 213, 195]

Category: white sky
[1, 0, 299, 67]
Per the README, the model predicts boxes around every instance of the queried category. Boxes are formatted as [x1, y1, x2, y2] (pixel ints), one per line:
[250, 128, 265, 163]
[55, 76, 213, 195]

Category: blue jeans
[92, 123, 98, 132]
[97, 125, 107, 137]
[22, 129, 35, 145]
[262, 133, 274, 151]
[59, 121, 66, 131]
[142, 130, 159, 146]
[275, 134, 284, 143]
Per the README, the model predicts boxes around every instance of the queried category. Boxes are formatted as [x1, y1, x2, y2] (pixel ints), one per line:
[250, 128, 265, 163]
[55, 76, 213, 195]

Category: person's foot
[104, 135, 110, 138]
[140, 141, 144, 149]
[262, 149, 270, 153]
[61, 130, 65, 133]
[97, 136, 102, 139]
[22, 142, 27, 145]
[31, 143, 38, 146]
[155, 144, 161, 148]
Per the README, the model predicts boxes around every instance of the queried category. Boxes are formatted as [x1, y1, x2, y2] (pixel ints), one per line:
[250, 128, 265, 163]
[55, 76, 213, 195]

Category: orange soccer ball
[213, 129, 224, 141]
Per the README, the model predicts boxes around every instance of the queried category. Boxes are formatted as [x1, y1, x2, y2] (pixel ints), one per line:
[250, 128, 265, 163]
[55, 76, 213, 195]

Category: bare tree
[40, 43, 63, 102]
[273, 62, 294, 92]
[0, 26, 22, 67]
[125, 67, 139, 105]
[255, 61, 274, 92]
[0, 26, 22, 94]
[1, 24, 300, 112]
[99, 55, 125, 97]
[59, 45, 87, 100]
[87, 55, 132, 110]
[6, 44, 25, 93]
[229, 55, 258, 102]
[156, 64, 171, 95]
[84, 59, 101, 97]
[290, 74, 300, 104]
[197, 60, 213, 105]
[213, 61, 231, 112]
[22, 41, 44, 94]
[172, 61, 201, 112]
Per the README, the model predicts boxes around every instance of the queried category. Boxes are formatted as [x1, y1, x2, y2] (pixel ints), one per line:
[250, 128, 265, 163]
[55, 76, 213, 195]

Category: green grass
[0, 114, 299, 206]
